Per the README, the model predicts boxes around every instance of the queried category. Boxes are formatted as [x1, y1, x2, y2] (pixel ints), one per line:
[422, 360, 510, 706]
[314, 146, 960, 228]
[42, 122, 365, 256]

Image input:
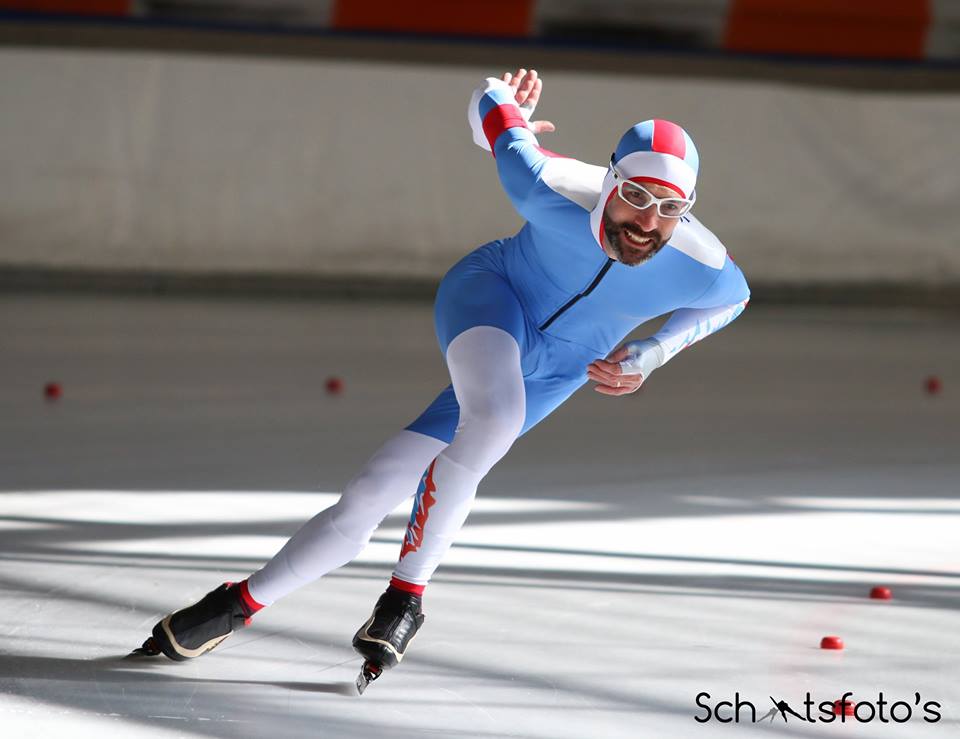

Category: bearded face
[600, 180, 682, 267]
[602, 214, 667, 266]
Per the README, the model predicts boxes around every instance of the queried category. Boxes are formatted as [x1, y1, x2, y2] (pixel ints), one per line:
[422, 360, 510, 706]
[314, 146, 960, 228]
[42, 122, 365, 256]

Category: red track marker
[833, 698, 855, 716]
[820, 635, 844, 650]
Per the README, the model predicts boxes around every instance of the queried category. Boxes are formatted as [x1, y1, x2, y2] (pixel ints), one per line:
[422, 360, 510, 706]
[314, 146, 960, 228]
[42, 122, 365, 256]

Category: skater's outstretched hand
[587, 345, 645, 396]
[501, 68, 556, 136]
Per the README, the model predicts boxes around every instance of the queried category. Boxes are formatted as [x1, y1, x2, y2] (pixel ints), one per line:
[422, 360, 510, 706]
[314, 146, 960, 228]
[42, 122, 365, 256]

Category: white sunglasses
[610, 157, 695, 218]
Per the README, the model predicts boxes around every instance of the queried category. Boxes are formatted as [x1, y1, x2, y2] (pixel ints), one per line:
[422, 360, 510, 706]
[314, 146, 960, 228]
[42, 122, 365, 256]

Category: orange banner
[332, 0, 534, 38]
[725, 0, 931, 59]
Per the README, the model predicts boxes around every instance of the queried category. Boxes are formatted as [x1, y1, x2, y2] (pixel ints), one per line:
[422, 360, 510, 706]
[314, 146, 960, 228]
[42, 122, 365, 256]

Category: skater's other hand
[587, 346, 644, 396]
[501, 68, 556, 136]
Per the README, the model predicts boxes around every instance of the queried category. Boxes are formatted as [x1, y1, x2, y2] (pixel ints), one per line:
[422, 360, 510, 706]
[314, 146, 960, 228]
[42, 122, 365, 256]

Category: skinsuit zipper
[538, 258, 614, 331]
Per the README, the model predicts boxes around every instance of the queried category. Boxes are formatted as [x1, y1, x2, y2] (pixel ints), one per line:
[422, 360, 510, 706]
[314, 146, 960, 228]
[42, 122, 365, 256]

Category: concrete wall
[2, 46, 959, 286]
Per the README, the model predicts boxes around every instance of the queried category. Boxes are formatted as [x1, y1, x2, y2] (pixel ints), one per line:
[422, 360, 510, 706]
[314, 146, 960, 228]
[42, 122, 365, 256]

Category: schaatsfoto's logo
[694, 692, 942, 724]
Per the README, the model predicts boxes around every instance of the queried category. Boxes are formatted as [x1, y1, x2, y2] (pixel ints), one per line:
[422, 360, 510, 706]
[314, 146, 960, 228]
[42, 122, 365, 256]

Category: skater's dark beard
[603, 215, 666, 266]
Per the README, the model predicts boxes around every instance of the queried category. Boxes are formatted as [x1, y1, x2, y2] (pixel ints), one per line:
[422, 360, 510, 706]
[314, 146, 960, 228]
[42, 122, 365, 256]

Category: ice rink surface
[1, 293, 958, 738]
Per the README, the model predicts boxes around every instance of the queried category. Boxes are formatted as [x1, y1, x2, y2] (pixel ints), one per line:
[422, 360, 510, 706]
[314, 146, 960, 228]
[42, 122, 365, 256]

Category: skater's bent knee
[460, 404, 523, 445]
[445, 406, 522, 473]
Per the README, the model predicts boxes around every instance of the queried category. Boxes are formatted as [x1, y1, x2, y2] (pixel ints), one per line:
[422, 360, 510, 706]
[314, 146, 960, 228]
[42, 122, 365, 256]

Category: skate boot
[134, 582, 254, 661]
[352, 587, 425, 693]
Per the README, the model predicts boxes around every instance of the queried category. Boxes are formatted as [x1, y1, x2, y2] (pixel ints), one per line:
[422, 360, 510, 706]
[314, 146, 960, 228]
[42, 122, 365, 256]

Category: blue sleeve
[468, 78, 577, 224]
[687, 256, 750, 309]
[494, 129, 556, 222]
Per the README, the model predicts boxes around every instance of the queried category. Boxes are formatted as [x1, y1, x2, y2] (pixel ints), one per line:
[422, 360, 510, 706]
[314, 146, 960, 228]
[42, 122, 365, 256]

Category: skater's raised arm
[467, 69, 605, 223]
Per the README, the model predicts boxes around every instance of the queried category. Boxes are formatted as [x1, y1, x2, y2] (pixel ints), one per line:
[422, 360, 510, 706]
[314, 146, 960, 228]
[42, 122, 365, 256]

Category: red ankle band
[239, 579, 265, 615]
[389, 577, 425, 596]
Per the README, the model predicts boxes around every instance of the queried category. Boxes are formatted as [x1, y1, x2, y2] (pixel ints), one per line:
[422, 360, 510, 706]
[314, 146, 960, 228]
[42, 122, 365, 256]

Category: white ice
[1, 295, 958, 738]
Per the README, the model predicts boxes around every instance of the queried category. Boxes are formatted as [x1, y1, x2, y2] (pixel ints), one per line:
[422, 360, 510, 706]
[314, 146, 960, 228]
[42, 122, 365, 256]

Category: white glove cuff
[618, 339, 665, 379]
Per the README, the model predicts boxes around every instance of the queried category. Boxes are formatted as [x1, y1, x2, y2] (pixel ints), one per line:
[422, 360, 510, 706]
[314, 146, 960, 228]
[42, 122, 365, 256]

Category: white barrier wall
[1, 47, 958, 284]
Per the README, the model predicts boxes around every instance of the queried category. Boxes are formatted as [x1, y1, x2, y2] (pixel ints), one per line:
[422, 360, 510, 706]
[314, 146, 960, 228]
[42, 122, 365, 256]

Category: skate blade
[355, 661, 382, 695]
[127, 636, 162, 659]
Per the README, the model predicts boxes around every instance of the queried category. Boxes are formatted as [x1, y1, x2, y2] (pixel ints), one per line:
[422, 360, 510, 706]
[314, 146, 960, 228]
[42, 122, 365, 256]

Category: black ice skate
[134, 582, 253, 661]
[352, 588, 425, 693]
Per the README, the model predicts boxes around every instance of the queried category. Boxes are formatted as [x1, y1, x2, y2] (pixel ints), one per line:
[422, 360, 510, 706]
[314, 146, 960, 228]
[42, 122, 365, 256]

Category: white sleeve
[619, 300, 748, 377]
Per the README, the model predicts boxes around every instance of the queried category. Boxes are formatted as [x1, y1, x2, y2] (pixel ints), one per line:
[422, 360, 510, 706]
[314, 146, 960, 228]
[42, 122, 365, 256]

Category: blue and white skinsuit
[245, 78, 750, 606]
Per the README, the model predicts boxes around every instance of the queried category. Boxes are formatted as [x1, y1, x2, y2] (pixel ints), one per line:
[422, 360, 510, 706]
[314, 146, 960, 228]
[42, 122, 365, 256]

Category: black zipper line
[538, 258, 614, 331]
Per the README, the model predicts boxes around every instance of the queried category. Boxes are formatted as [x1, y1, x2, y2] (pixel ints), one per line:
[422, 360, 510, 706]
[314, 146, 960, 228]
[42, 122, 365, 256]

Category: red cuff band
[239, 579, 265, 614]
[482, 104, 528, 152]
[389, 577, 426, 596]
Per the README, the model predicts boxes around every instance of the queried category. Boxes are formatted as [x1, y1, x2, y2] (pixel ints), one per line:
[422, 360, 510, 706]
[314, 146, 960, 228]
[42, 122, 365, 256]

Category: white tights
[247, 326, 525, 606]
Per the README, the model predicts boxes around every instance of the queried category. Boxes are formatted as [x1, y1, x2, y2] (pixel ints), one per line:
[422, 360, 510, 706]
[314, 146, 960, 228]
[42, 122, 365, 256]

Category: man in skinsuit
[139, 69, 749, 689]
